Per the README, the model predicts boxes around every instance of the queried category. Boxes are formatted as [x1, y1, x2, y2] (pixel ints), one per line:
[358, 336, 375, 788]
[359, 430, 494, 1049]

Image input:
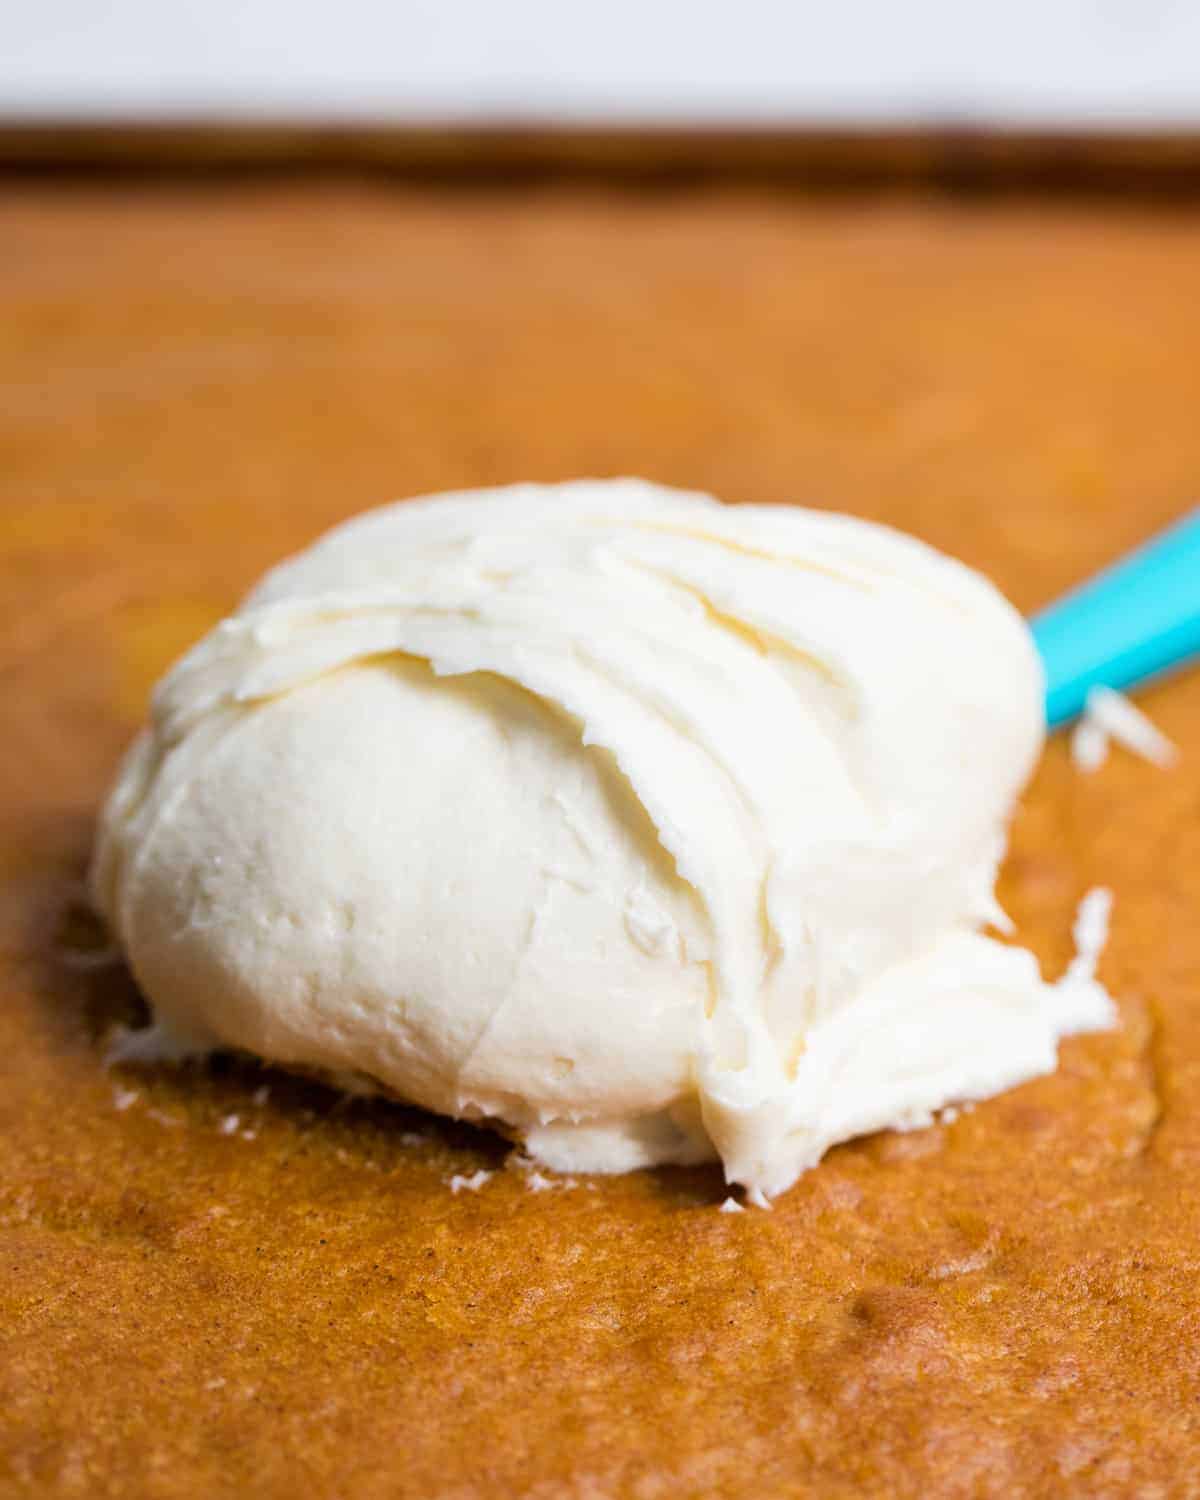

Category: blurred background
[4, 0, 1200, 180]
[3, 0, 1200, 624]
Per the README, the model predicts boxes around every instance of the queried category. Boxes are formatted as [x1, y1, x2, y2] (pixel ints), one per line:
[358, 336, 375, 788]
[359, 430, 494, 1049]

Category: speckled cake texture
[2, 182, 1199, 1498]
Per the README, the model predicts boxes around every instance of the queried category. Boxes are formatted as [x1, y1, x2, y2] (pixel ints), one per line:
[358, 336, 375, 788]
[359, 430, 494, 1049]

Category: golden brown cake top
[1, 181, 1198, 1497]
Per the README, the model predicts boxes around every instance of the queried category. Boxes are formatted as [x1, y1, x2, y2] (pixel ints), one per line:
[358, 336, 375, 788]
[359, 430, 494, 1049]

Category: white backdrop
[4, 0, 1200, 126]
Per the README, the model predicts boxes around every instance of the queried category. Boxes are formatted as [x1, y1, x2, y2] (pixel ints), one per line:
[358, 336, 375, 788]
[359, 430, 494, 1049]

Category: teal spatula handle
[1031, 506, 1200, 728]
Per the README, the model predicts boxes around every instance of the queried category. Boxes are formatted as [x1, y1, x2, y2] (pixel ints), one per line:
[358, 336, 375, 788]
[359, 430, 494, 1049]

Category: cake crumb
[719, 1197, 745, 1214]
[448, 1170, 493, 1195]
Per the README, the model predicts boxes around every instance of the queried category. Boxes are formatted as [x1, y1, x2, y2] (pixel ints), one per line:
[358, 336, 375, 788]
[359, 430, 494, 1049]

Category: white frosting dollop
[92, 479, 1113, 1199]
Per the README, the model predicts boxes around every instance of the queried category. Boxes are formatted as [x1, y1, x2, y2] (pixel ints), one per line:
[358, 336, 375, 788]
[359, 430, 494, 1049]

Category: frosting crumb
[1065, 887, 1114, 988]
[1071, 686, 1178, 773]
[448, 1169, 493, 1194]
[509, 1154, 579, 1192]
[1069, 717, 1109, 773]
[719, 1197, 745, 1214]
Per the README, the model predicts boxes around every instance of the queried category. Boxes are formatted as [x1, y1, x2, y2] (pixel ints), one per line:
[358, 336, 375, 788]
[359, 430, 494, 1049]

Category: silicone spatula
[1031, 506, 1200, 728]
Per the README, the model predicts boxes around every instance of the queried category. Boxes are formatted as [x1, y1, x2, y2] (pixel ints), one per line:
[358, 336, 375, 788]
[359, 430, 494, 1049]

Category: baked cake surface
[1, 182, 1199, 1498]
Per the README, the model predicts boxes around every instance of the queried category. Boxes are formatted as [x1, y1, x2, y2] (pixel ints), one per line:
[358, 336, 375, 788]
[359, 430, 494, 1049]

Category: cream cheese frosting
[92, 479, 1114, 1200]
